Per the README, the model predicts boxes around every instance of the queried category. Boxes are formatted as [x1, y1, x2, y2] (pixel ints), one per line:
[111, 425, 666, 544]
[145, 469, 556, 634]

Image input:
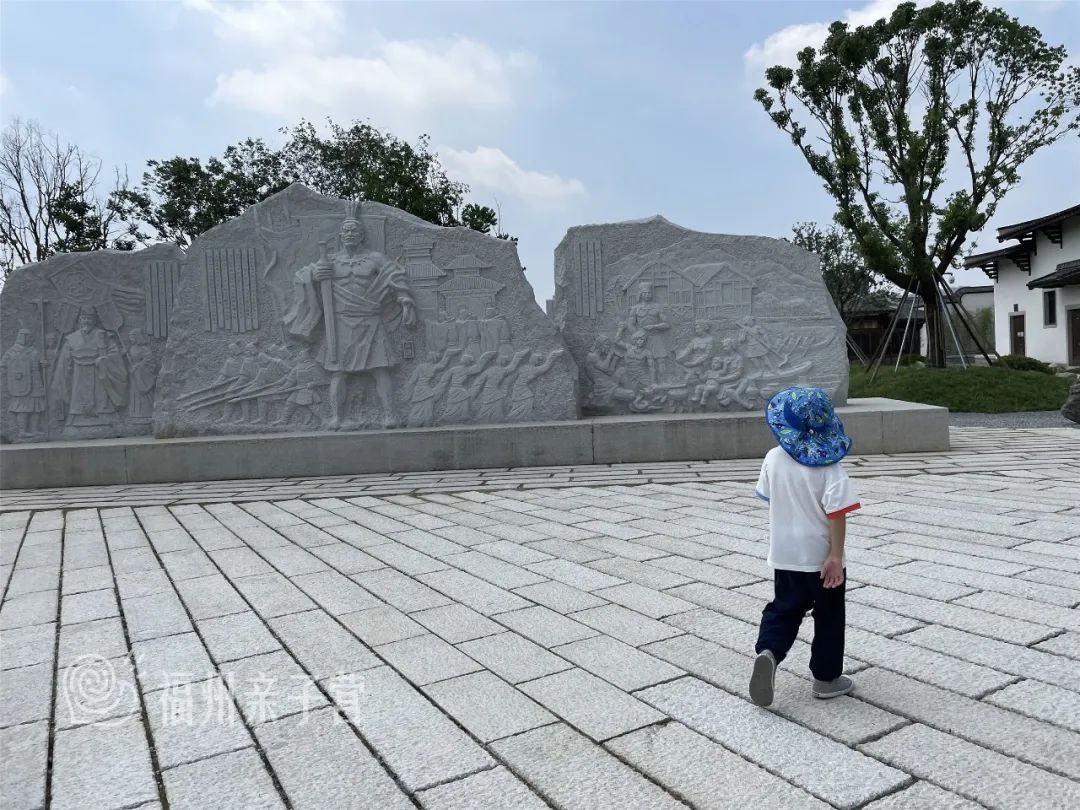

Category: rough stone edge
[0, 399, 948, 490]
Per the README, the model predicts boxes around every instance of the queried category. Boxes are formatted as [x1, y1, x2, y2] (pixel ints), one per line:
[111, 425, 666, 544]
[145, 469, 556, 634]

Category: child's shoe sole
[749, 651, 776, 707]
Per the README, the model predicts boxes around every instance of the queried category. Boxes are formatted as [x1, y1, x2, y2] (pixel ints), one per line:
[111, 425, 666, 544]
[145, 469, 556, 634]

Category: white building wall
[992, 216, 1080, 365]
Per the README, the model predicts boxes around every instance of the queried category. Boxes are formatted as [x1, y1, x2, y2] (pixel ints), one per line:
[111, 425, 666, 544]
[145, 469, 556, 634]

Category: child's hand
[821, 557, 844, 589]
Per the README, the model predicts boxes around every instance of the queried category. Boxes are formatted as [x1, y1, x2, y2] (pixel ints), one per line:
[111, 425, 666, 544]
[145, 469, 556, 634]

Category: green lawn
[849, 364, 1071, 413]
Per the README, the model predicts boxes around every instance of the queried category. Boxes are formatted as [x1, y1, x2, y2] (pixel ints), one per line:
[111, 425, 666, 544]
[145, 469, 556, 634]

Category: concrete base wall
[0, 398, 948, 490]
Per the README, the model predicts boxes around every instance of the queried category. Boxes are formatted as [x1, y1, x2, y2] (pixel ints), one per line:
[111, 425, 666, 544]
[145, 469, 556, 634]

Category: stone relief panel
[554, 216, 847, 414]
[154, 183, 577, 437]
[0, 243, 183, 443]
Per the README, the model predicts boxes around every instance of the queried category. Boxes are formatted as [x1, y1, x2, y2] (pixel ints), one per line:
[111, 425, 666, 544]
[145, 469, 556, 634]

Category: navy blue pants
[754, 568, 845, 682]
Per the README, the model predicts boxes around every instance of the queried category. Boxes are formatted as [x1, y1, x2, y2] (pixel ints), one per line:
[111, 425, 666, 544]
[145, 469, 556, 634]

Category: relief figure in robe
[284, 206, 416, 428]
[507, 349, 564, 420]
[126, 328, 156, 424]
[50, 309, 128, 427]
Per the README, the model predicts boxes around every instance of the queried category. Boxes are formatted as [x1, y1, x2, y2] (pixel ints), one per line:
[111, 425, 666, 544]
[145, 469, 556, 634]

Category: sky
[2, 0, 1078, 303]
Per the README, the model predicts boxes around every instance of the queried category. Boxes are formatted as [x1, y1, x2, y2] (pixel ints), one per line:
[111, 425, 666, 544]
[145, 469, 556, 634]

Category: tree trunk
[920, 284, 947, 368]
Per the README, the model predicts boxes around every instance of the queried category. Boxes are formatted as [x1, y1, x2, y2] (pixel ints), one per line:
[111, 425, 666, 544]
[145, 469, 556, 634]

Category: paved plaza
[2, 426, 1079, 810]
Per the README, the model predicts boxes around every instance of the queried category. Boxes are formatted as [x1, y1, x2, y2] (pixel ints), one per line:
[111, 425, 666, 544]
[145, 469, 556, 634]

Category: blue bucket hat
[765, 386, 852, 467]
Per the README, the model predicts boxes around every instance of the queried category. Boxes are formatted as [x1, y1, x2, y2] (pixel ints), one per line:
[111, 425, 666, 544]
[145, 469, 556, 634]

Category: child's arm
[821, 514, 846, 588]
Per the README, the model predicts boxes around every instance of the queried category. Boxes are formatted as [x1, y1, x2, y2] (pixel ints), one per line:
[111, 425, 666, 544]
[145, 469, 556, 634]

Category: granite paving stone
[58, 616, 127, 666]
[51, 719, 158, 810]
[269, 609, 381, 681]
[207, 547, 274, 578]
[363, 540, 447, 574]
[158, 549, 219, 581]
[230, 572, 317, 618]
[257, 544, 329, 576]
[375, 632, 482, 685]
[410, 603, 503, 643]
[132, 631, 216, 692]
[121, 589, 194, 641]
[0, 719, 48, 810]
[519, 667, 663, 741]
[423, 671, 555, 741]
[1, 589, 58, 629]
[325, 665, 493, 792]
[198, 611, 282, 664]
[172, 574, 249, 620]
[219, 650, 328, 724]
[1, 661, 52, 728]
[0, 621, 55, 670]
[861, 723, 1080, 810]
[511, 579, 607, 613]
[352, 568, 451, 612]
[55, 655, 142, 730]
[855, 667, 1080, 778]
[3, 564, 59, 598]
[255, 708, 413, 810]
[571, 603, 684, 646]
[859, 781, 984, 810]
[417, 568, 531, 614]
[592, 581, 697, 618]
[490, 723, 687, 809]
[415, 766, 549, 810]
[338, 605, 426, 646]
[526, 558, 625, 591]
[607, 722, 830, 810]
[290, 569, 382, 615]
[60, 587, 119, 625]
[145, 674, 251, 769]
[307, 541, 384, 574]
[984, 678, 1080, 733]
[161, 748, 284, 810]
[496, 605, 598, 647]
[456, 631, 571, 683]
[552, 634, 683, 691]
[639, 677, 909, 808]
[60, 564, 113, 595]
[901, 625, 1080, 691]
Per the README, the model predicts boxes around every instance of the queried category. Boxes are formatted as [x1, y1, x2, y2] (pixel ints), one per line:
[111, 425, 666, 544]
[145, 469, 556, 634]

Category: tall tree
[791, 221, 879, 322]
[0, 119, 131, 277]
[755, 0, 1080, 366]
[114, 118, 507, 247]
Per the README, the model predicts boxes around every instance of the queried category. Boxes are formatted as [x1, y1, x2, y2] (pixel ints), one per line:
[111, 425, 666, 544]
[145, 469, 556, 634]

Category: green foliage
[112, 118, 508, 248]
[997, 353, 1054, 374]
[756, 0, 1080, 367]
[849, 364, 1070, 412]
[791, 221, 880, 320]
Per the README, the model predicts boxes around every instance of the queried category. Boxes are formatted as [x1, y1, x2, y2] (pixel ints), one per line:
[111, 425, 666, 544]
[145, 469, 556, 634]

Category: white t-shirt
[755, 446, 861, 572]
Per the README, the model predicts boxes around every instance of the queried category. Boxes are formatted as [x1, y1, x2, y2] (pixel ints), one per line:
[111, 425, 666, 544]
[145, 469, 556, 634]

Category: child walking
[749, 386, 861, 707]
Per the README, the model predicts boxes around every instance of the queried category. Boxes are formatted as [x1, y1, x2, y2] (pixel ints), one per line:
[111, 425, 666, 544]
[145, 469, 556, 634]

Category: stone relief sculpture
[553, 216, 847, 415]
[148, 184, 577, 438]
[508, 349, 566, 420]
[0, 244, 181, 442]
[284, 203, 417, 429]
[0, 329, 49, 438]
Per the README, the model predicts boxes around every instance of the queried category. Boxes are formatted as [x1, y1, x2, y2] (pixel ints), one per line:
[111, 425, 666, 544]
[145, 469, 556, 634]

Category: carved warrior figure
[126, 329, 156, 424]
[50, 309, 128, 427]
[618, 331, 658, 391]
[284, 204, 416, 429]
[276, 348, 328, 427]
[507, 349, 564, 420]
[1, 328, 48, 435]
[404, 348, 459, 428]
[584, 334, 620, 404]
[736, 316, 784, 375]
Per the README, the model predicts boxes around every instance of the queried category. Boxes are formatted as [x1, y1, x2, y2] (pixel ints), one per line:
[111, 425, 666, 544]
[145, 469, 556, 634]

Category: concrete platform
[0, 397, 947, 489]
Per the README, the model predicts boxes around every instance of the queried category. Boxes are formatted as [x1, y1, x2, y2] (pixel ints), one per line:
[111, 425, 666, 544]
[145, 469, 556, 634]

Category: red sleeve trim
[827, 502, 861, 519]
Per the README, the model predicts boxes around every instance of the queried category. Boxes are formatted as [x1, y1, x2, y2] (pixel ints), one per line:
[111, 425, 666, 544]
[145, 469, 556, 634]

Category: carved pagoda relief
[153, 183, 577, 437]
[0, 244, 184, 443]
[554, 216, 847, 415]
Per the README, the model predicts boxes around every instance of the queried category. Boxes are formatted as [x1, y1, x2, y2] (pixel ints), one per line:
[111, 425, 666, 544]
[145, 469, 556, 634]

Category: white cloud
[744, 0, 930, 75]
[439, 146, 586, 203]
[207, 36, 535, 125]
[183, 0, 343, 52]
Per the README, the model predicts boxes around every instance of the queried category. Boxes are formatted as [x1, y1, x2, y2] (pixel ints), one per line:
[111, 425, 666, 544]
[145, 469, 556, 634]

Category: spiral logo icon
[62, 654, 134, 727]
